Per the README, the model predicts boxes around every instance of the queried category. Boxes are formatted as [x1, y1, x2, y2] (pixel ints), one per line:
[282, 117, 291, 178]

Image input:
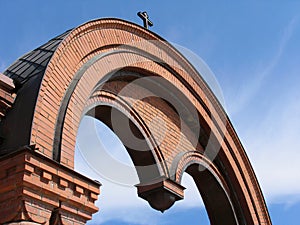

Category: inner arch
[85, 105, 163, 185]
[75, 115, 139, 186]
[75, 118, 211, 224]
[186, 163, 238, 225]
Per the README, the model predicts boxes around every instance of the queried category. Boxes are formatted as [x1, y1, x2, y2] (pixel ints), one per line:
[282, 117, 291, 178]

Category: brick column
[0, 146, 100, 225]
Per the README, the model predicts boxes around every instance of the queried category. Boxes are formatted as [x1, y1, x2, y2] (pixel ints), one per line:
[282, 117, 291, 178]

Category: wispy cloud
[0, 59, 7, 72]
[75, 116, 205, 225]
[223, 17, 300, 207]
[76, 148, 204, 225]
[228, 17, 298, 116]
[74, 18, 300, 224]
[242, 84, 300, 205]
[208, 16, 300, 210]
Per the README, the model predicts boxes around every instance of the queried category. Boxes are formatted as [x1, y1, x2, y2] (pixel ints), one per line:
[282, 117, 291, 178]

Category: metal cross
[137, 11, 153, 29]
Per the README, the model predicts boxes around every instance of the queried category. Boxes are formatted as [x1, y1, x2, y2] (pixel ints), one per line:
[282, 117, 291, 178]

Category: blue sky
[1, 1, 300, 224]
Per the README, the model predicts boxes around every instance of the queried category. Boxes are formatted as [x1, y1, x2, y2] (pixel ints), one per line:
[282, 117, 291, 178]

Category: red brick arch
[0, 19, 271, 224]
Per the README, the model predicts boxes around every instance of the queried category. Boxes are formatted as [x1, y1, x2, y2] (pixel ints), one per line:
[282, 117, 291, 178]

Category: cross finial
[137, 11, 153, 29]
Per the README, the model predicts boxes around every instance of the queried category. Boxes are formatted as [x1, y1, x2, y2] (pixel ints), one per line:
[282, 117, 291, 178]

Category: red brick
[75, 185, 84, 195]
[0, 18, 271, 225]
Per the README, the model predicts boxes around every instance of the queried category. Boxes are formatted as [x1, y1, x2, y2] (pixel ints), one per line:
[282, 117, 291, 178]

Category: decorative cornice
[0, 147, 100, 224]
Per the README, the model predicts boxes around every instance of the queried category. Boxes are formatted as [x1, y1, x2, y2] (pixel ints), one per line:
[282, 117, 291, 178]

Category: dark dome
[0, 29, 71, 155]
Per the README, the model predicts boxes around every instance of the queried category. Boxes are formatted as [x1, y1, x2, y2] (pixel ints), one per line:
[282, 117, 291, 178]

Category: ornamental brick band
[0, 18, 272, 224]
[0, 146, 100, 224]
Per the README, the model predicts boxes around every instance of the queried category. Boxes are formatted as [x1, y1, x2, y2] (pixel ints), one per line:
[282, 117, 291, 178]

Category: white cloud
[0, 59, 7, 72]
[75, 116, 205, 225]
[215, 17, 300, 207]
[73, 18, 300, 222]
[228, 17, 298, 116]
[243, 86, 300, 204]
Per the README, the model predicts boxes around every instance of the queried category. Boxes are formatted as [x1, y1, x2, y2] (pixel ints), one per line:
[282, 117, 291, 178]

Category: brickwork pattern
[0, 148, 100, 225]
[1, 19, 271, 224]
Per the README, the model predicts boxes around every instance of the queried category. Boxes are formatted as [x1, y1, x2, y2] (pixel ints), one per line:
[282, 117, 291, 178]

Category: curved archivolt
[0, 18, 271, 224]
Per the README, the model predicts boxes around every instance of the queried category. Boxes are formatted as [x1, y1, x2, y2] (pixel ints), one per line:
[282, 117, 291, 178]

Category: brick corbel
[136, 176, 185, 212]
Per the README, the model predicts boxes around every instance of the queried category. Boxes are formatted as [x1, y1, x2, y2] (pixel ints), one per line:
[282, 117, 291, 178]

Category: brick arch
[0, 18, 272, 224]
[171, 151, 239, 224]
[83, 89, 169, 184]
